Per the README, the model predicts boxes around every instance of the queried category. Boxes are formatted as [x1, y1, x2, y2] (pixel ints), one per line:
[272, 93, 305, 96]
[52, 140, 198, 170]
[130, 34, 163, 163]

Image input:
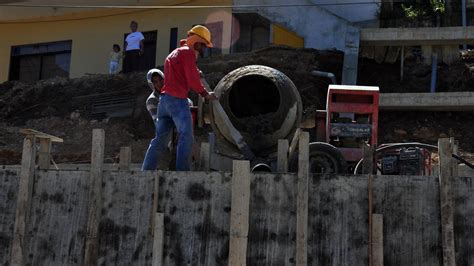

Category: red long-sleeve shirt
[161, 46, 208, 99]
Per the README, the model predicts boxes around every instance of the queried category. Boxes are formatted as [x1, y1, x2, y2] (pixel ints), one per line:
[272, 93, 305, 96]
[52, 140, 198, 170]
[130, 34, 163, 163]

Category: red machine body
[315, 85, 379, 164]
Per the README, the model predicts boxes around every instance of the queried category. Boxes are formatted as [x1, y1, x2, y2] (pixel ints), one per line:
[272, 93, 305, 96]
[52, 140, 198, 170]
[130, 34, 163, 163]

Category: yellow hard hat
[187, 25, 213, 48]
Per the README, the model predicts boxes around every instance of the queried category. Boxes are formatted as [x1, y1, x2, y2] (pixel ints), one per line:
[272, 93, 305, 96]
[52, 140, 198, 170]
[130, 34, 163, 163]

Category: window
[9, 40, 72, 81]
[170, 27, 178, 52]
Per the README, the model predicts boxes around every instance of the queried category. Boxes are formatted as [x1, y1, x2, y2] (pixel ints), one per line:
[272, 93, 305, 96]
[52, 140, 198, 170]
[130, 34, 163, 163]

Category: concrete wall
[0, 169, 20, 265]
[1, 169, 474, 265]
[233, 0, 357, 51]
[0, 0, 233, 82]
[379, 92, 474, 111]
[310, 0, 381, 27]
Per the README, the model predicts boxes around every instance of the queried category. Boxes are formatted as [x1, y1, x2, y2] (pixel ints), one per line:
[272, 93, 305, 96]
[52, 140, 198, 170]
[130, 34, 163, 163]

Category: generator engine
[381, 147, 430, 175]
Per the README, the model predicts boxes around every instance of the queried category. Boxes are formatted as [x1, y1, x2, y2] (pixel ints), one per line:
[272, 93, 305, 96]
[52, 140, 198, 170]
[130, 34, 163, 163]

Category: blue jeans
[142, 94, 193, 171]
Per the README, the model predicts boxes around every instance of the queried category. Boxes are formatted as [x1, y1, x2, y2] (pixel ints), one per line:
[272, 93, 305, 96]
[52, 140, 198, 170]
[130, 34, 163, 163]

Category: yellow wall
[271, 24, 304, 48]
[0, 0, 191, 21]
[0, 0, 232, 82]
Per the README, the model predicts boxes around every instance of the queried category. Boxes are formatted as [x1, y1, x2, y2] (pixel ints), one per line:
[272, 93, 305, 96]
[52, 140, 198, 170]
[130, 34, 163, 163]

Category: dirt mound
[0, 72, 147, 124]
[0, 45, 473, 165]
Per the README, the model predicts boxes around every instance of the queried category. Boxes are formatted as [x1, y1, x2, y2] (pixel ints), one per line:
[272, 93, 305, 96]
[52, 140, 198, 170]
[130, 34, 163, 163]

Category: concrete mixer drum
[210, 65, 303, 158]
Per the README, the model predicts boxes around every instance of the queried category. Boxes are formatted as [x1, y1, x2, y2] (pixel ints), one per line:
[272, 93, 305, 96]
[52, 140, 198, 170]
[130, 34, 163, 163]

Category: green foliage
[401, 0, 445, 21]
[430, 0, 446, 13]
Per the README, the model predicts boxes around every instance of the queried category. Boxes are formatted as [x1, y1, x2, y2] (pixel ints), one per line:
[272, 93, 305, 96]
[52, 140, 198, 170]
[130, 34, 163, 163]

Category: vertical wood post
[150, 172, 160, 236]
[277, 139, 289, 172]
[452, 139, 459, 177]
[38, 138, 51, 170]
[288, 128, 302, 164]
[208, 133, 216, 170]
[296, 132, 309, 266]
[228, 160, 250, 266]
[364, 144, 375, 266]
[199, 142, 211, 171]
[10, 134, 36, 265]
[198, 96, 204, 128]
[372, 214, 384, 266]
[368, 172, 374, 266]
[363, 144, 375, 174]
[119, 146, 131, 171]
[438, 138, 456, 266]
[152, 212, 165, 266]
[84, 129, 105, 266]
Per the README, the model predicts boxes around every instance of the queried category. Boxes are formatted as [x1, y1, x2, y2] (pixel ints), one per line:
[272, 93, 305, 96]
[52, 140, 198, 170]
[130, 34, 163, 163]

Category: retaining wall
[1, 169, 473, 265]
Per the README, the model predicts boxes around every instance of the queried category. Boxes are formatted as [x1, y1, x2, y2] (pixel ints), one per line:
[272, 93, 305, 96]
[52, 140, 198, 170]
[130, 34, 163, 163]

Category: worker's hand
[139, 48, 144, 56]
[204, 92, 218, 101]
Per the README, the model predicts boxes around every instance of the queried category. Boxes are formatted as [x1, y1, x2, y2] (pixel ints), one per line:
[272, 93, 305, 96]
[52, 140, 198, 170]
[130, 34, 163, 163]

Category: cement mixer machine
[206, 65, 435, 175]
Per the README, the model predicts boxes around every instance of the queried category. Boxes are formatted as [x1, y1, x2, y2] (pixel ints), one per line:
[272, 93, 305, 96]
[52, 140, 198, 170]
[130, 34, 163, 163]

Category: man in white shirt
[123, 20, 144, 73]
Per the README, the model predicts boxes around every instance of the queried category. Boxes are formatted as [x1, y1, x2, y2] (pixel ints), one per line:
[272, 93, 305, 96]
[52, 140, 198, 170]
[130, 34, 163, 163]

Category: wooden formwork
[2, 129, 472, 265]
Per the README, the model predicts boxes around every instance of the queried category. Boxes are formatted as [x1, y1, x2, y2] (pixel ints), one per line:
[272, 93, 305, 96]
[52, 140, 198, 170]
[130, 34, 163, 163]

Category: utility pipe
[400, 46, 404, 82]
[462, 0, 467, 49]
[430, 53, 438, 93]
[311, 70, 337, 84]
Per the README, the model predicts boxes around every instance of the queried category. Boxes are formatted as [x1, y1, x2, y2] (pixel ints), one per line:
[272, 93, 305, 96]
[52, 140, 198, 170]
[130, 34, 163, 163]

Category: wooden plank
[368, 173, 374, 266]
[19, 128, 63, 142]
[198, 96, 204, 128]
[367, 145, 374, 266]
[38, 138, 51, 170]
[152, 212, 165, 266]
[119, 146, 131, 171]
[288, 128, 302, 164]
[438, 138, 456, 266]
[99, 171, 155, 264]
[10, 135, 36, 266]
[296, 132, 309, 266]
[363, 144, 374, 174]
[199, 142, 210, 171]
[452, 139, 459, 177]
[84, 129, 105, 266]
[150, 171, 160, 236]
[372, 214, 384, 266]
[25, 170, 90, 265]
[277, 139, 289, 172]
[229, 160, 250, 266]
[247, 173, 297, 263]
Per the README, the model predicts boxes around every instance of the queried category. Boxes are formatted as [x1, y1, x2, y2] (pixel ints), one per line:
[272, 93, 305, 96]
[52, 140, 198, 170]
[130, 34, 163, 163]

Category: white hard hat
[146, 68, 164, 91]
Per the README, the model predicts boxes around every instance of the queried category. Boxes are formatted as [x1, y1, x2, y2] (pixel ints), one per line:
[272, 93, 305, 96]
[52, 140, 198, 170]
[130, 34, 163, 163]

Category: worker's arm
[182, 51, 209, 98]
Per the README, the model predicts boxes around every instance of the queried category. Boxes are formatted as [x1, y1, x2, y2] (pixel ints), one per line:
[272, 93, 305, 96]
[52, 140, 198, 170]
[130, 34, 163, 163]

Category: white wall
[233, 0, 357, 51]
[310, 0, 381, 27]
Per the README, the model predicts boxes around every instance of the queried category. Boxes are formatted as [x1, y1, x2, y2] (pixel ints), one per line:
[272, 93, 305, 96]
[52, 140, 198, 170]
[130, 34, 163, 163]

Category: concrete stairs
[233, 0, 360, 84]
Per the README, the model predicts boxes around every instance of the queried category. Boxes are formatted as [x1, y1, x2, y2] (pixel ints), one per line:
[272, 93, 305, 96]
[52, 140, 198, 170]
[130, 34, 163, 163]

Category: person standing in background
[109, 44, 123, 74]
[123, 21, 144, 73]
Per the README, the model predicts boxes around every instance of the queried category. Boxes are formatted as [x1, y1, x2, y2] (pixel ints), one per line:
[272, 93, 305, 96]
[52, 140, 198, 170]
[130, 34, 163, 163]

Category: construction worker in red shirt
[144, 25, 217, 171]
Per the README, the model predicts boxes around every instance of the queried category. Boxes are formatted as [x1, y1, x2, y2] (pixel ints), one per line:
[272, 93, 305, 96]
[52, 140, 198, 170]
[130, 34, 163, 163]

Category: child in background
[109, 44, 123, 74]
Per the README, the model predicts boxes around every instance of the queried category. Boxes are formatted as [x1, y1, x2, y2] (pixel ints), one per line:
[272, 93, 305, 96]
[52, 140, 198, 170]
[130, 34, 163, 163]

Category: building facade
[0, 0, 307, 83]
[0, 0, 234, 82]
